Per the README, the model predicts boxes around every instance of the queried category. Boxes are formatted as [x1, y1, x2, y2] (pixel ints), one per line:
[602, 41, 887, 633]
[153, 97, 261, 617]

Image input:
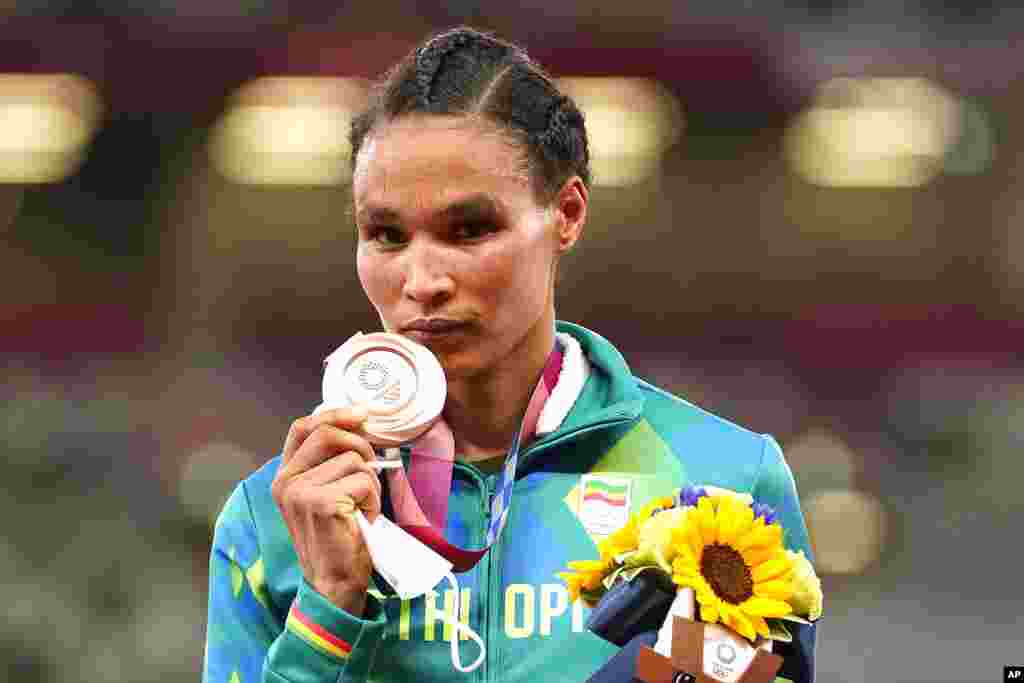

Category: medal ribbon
[384, 343, 564, 572]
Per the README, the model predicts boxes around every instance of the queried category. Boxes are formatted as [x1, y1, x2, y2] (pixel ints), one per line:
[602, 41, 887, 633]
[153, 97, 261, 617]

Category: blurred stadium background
[2, 2, 1022, 681]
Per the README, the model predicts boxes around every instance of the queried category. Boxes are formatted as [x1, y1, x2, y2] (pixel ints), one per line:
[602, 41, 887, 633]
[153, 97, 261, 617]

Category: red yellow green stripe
[583, 479, 628, 505]
[584, 479, 629, 496]
[582, 491, 627, 506]
[287, 606, 352, 660]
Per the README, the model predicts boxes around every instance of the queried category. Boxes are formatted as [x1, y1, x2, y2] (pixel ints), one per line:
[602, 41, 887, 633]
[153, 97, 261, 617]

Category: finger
[294, 452, 382, 502]
[274, 453, 380, 542]
[281, 405, 370, 464]
[304, 474, 382, 521]
[338, 473, 381, 520]
[282, 415, 314, 465]
[312, 405, 371, 433]
[279, 424, 377, 480]
[295, 450, 371, 485]
[336, 496, 356, 515]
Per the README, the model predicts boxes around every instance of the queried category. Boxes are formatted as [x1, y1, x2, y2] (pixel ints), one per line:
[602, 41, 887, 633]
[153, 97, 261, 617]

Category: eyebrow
[357, 206, 402, 226]
[357, 194, 502, 227]
[440, 194, 502, 223]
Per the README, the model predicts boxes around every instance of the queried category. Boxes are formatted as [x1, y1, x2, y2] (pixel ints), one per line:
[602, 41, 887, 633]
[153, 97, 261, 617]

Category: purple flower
[677, 485, 707, 508]
[752, 502, 778, 525]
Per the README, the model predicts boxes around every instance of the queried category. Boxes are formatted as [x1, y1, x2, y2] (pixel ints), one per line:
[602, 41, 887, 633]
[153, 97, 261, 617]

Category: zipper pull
[484, 474, 500, 519]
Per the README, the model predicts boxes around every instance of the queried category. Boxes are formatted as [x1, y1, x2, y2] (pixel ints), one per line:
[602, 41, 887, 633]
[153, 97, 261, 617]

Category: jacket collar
[520, 321, 645, 460]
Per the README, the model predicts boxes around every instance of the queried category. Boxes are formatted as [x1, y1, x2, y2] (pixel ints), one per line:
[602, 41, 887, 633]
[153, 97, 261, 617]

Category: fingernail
[351, 404, 368, 420]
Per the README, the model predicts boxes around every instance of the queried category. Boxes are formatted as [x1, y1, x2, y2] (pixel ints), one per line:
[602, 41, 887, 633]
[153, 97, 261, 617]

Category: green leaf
[620, 565, 667, 583]
[603, 564, 629, 590]
[765, 619, 793, 642]
[623, 547, 661, 571]
[779, 613, 813, 625]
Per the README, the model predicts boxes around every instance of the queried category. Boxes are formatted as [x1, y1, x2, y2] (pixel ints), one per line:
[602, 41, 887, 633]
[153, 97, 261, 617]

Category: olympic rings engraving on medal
[358, 360, 390, 391]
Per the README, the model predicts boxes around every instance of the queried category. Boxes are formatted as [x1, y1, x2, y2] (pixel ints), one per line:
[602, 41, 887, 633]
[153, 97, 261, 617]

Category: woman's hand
[270, 405, 380, 616]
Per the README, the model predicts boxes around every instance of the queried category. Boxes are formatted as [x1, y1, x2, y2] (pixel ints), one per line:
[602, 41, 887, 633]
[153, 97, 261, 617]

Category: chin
[429, 344, 495, 382]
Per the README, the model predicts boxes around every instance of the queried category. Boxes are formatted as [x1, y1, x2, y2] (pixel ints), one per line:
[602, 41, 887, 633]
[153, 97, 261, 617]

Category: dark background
[2, 2, 1023, 681]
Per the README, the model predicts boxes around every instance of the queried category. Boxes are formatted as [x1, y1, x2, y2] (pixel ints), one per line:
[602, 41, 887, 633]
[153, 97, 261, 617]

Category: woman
[203, 27, 815, 683]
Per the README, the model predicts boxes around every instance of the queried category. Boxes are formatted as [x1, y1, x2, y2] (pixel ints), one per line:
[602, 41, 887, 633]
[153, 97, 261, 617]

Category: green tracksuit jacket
[203, 321, 815, 683]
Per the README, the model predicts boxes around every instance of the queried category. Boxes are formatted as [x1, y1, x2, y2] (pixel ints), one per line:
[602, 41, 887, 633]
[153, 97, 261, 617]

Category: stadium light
[209, 77, 368, 186]
[0, 74, 103, 184]
[783, 428, 858, 491]
[806, 489, 887, 574]
[784, 77, 962, 188]
[556, 77, 684, 187]
[178, 440, 259, 525]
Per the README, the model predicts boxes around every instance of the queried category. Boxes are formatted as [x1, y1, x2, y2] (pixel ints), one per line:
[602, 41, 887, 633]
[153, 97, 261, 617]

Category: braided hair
[350, 27, 590, 203]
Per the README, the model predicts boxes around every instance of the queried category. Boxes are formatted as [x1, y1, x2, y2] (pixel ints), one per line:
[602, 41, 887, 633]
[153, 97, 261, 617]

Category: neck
[445, 314, 556, 464]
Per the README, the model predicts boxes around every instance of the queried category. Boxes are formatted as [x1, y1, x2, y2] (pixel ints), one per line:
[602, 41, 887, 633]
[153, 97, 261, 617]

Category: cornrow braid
[536, 95, 587, 164]
[535, 95, 566, 149]
[413, 31, 477, 109]
[412, 45, 435, 108]
[351, 26, 591, 201]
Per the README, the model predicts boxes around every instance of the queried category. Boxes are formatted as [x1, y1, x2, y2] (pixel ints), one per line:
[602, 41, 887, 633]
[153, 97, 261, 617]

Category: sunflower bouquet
[558, 485, 823, 647]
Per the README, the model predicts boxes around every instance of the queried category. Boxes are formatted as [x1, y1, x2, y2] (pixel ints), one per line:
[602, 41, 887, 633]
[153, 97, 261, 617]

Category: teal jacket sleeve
[753, 435, 818, 683]
[202, 482, 388, 683]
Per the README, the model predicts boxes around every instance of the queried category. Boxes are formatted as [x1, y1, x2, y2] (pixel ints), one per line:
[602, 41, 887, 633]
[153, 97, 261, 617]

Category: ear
[553, 176, 587, 253]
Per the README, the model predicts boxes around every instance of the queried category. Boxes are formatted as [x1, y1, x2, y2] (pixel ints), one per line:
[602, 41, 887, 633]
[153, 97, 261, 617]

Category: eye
[367, 226, 407, 247]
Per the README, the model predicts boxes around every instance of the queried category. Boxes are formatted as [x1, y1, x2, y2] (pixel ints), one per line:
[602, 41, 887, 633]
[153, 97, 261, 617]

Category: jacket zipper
[455, 464, 496, 683]
[482, 473, 499, 683]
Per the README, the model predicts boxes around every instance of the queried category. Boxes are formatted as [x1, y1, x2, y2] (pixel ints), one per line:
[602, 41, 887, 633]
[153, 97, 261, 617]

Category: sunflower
[558, 557, 612, 605]
[559, 494, 675, 604]
[634, 506, 689, 572]
[670, 494, 795, 641]
[598, 494, 675, 560]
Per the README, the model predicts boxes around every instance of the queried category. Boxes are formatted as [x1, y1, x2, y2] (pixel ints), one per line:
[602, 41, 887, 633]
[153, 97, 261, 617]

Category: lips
[400, 318, 470, 342]
[402, 318, 467, 333]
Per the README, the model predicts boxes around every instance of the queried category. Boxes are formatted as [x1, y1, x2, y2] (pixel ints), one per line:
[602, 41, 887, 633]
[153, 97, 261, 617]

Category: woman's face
[353, 115, 580, 380]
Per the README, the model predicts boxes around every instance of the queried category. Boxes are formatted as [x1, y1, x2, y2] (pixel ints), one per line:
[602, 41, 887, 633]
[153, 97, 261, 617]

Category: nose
[400, 239, 455, 307]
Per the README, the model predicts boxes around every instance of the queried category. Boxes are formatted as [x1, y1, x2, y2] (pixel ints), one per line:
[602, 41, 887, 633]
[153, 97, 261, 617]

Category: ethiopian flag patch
[579, 474, 632, 536]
